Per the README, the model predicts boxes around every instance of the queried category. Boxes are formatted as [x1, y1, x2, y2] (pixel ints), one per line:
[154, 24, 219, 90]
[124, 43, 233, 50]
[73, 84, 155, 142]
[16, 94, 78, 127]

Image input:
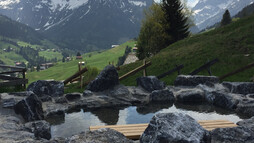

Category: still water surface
[48, 103, 246, 138]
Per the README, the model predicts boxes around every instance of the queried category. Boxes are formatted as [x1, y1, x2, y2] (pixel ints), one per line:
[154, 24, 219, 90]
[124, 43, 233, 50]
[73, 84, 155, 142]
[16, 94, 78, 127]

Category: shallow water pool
[48, 103, 247, 138]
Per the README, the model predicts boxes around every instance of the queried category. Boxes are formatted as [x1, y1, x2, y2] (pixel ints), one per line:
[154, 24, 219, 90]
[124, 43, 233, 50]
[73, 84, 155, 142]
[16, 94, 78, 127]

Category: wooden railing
[119, 60, 151, 81]
[0, 64, 27, 88]
[157, 64, 184, 79]
[219, 62, 254, 80]
[189, 58, 219, 76]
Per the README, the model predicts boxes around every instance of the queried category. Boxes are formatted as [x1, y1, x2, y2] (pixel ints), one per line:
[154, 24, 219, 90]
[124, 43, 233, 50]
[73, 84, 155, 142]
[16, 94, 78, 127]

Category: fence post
[175, 65, 181, 75]
[78, 62, 83, 88]
[22, 69, 26, 89]
[143, 59, 147, 77]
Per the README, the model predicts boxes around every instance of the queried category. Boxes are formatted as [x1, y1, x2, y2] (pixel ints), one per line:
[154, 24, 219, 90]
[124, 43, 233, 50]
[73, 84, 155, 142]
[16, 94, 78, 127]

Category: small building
[66, 57, 72, 62]
[133, 47, 138, 52]
[40, 63, 54, 70]
[76, 56, 83, 60]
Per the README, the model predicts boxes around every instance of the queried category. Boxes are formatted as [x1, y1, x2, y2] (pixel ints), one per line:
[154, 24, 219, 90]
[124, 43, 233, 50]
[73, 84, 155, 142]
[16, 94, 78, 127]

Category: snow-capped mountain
[193, 0, 254, 30]
[0, 0, 152, 51]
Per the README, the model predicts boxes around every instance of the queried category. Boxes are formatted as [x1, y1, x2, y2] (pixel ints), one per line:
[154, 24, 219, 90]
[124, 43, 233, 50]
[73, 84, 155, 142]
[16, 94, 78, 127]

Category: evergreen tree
[221, 10, 232, 26]
[162, 0, 190, 45]
[76, 52, 81, 56]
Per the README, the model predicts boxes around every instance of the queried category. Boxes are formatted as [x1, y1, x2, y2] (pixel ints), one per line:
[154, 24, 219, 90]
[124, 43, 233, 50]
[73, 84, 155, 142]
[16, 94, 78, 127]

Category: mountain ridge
[193, 0, 254, 30]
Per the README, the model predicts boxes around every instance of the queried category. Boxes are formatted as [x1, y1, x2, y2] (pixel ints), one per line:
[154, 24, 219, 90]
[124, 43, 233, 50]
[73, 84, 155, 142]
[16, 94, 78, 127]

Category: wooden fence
[157, 64, 184, 79]
[0, 64, 27, 88]
[189, 58, 219, 76]
[219, 62, 254, 80]
[119, 60, 151, 81]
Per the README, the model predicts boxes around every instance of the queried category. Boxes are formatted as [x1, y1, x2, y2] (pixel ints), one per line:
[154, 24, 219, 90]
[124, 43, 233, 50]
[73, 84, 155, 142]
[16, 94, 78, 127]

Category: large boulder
[174, 75, 219, 87]
[14, 94, 44, 122]
[87, 65, 119, 92]
[149, 89, 175, 103]
[222, 82, 254, 95]
[205, 91, 243, 110]
[237, 116, 254, 130]
[211, 126, 254, 143]
[24, 120, 51, 140]
[27, 80, 64, 97]
[137, 76, 165, 92]
[1, 91, 34, 108]
[140, 113, 210, 143]
[175, 88, 205, 103]
[236, 97, 254, 117]
[66, 128, 133, 143]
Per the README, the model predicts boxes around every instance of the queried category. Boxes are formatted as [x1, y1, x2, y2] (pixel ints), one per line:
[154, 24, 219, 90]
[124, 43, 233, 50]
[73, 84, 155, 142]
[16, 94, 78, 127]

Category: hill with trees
[118, 14, 254, 86]
[0, 14, 63, 67]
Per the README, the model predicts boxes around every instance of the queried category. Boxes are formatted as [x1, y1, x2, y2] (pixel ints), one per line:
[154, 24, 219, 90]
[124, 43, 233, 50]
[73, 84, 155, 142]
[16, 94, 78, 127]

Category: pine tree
[221, 10, 232, 26]
[76, 52, 81, 56]
[162, 0, 190, 45]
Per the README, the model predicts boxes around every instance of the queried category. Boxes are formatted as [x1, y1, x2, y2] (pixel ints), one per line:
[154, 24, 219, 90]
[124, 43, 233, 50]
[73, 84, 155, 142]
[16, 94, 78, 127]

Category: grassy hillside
[119, 14, 254, 86]
[0, 38, 62, 65]
[26, 40, 136, 84]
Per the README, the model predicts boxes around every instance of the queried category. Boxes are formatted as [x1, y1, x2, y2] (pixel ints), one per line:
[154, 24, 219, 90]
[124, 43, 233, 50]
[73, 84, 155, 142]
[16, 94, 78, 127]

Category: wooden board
[90, 120, 237, 140]
[0, 79, 28, 86]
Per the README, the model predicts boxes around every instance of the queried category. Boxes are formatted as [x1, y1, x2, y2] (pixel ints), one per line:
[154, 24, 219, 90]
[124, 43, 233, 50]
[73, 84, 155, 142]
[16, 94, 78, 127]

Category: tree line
[136, 0, 191, 60]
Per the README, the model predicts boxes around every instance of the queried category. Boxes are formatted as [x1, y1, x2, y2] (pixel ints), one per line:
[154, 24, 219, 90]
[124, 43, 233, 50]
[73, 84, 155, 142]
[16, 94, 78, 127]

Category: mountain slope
[119, 14, 254, 85]
[0, 0, 153, 52]
[0, 14, 62, 66]
[193, 0, 254, 30]
[26, 40, 136, 84]
[0, 14, 43, 44]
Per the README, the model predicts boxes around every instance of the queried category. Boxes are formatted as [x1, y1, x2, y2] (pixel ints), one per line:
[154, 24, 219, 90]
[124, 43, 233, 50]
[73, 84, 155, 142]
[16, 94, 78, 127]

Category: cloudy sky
[154, 0, 199, 8]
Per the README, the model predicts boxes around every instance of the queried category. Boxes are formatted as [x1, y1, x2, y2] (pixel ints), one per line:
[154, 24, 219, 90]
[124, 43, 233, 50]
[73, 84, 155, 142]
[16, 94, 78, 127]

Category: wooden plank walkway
[90, 120, 237, 140]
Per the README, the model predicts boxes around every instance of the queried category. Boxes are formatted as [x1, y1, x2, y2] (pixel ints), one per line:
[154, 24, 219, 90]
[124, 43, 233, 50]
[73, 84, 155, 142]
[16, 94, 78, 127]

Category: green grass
[118, 15, 254, 86]
[26, 40, 136, 84]
[39, 51, 63, 60]
[0, 37, 61, 65]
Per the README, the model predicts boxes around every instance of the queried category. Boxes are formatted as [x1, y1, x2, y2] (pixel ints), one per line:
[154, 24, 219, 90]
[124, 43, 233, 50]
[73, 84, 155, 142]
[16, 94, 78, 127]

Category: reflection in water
[51, 109, 105, 138]
[136, 102, 173, 115]
[91, 108, 120, 125]
[50, 104, 244, 138]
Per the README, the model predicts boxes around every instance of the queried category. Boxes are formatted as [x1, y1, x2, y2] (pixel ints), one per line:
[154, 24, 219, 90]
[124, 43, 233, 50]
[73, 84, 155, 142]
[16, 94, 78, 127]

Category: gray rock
[149, 89, 175, 102]
[236, 97, 254, 117]
[211, 126, 254, 143]
[1, 91, 35, 108]
[83, 90, 93, 96]
[140, 113, 210, 143]
[175, 88, 205, 103]
[8, 91, 34, 97]
[39, 95, 52, 102]
[237, 116, 254, 128]
[65, 93, 81, 102]
[87, 65, 119, 92]
[174, 75, 219, 87]
[137, 76, 165, 92]
[128, 86, 150, 103]
[222, 82, 254, 95]
[107, 85, 142, 104]
[27, 80, 64, 97]
[2, 98, 16, 108]
[24, 120, 51, 140]
[66, 128, 133, 143]
[54, 97, 68, 104]
[0, 115, 37, 143]
[14, 93, 44, 122]
[205, 91, 243, 110]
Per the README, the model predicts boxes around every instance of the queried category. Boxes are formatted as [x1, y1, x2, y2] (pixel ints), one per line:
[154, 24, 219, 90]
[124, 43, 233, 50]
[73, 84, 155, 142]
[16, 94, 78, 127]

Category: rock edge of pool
[0, 66, 254, 142]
